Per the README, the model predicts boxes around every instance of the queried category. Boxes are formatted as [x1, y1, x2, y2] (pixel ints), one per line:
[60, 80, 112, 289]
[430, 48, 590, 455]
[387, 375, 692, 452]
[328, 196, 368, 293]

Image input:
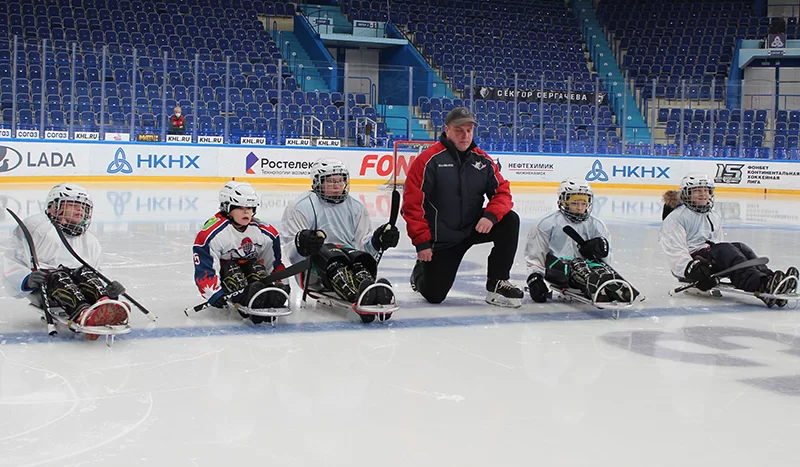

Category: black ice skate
[485, 279, 523, 308]
[759, 270, 785, 308]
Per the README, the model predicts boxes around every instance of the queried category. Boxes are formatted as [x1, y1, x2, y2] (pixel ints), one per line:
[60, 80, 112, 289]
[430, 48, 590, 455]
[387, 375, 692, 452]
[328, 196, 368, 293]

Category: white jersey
[525, 211, 610, 276]
[3, 212, 102, 299]
[281, 191, 377, 265]
[192, 213, 284, 302]
[659, 205, 724, 277]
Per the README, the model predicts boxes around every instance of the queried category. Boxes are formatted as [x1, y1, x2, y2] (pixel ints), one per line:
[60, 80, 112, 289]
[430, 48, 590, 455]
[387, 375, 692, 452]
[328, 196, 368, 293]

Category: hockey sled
[306, 281, 398, 323]
[549, 278, 642, 320]
[32, 299, 132, 345]
[671, 275, 800, 308]
[234, 285, 293, 326]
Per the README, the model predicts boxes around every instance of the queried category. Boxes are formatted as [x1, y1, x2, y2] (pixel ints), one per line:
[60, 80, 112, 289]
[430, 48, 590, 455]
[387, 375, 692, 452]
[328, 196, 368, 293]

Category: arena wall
[0, 141, 798, 193]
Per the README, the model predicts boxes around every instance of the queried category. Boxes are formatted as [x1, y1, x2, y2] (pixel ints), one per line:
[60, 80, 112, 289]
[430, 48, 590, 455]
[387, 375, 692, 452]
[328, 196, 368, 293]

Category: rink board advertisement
[3, 141, 800, 192]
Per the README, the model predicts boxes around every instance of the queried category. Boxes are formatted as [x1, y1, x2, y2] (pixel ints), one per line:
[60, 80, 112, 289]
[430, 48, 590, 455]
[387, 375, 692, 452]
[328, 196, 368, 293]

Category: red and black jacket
[401, 133, 513, 252]
[170, 114, 185, 129]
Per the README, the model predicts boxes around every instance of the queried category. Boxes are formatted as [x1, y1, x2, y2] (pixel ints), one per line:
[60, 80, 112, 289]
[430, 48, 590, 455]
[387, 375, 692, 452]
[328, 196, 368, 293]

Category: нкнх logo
[585, 159, 670, 182]
[107, 147, 199, 174]
[0, 146, 23, 173]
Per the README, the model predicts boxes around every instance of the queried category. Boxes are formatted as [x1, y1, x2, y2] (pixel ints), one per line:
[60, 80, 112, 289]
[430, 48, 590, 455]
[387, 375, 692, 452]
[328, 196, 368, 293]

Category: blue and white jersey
[192, 212, 284, 302]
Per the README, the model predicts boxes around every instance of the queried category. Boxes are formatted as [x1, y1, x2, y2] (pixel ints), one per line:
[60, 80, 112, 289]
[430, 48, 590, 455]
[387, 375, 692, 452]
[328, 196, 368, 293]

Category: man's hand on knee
[475, 217, 493, 234]
[417, 248, 433, 261]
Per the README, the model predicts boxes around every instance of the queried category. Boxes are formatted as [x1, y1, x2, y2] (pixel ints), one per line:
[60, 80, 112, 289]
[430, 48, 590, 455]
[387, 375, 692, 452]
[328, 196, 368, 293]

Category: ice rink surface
[2, 182, 800, 466]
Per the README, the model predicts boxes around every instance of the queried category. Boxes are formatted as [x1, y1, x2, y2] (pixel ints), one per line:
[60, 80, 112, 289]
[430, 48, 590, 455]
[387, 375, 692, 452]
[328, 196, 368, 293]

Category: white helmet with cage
[679, 173, 714, 213]
[557, 178, 593, 222]
[219, 181, 259, 215]
[311, 158, 349, 204]
[46, 183, 94, 236]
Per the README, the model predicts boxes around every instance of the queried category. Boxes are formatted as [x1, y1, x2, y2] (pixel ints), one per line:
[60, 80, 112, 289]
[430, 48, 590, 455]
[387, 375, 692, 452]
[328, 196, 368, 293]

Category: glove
[684, 258, 719, 291]
[24, 270, 48, 290]
[526, 273, 551, 303]
[106, 280, 126, 300]
[210, 293, 228, 309]
[295, 229, 326, 257]
[579, 236, 609, 260]
[371, 223, 400, 250]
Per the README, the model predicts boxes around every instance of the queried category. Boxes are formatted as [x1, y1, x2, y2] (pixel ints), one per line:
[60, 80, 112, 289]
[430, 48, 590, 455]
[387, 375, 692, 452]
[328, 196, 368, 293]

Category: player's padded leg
[46, 268, 90, 318]
[219, 261, 248, 306]
[71, 266, 109, 303]
[240, 259, 269, 283]
[312, 244, 360, 302]
[570, 260, 632, 302]
[704, 242, 768, 292]
[50, 268, 127, 340]
[345, 250, 379, 306]
[543, 253, 572, 289]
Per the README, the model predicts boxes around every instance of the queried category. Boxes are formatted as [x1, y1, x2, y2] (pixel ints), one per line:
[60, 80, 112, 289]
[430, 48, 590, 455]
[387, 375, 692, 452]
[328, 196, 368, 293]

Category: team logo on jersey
[471, 161, 485, 171]
[241, 237, 254, 256]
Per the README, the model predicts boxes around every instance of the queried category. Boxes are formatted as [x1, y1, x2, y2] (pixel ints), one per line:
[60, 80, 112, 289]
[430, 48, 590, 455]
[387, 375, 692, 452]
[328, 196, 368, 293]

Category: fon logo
[107, 147, 133, 174]
[585, 159, 609, 182]
[0, 146, 23, 173]
[246, 152, 258, 174]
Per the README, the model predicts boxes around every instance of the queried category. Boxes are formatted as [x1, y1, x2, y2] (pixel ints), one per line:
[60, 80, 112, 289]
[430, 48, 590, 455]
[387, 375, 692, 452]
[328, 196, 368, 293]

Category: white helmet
[311, 158, 349, 204]
[679, 173, 714, 213]
[219, 181, 259, 215]
[46, 183, 93, 236]
[558, 178, 593, 222]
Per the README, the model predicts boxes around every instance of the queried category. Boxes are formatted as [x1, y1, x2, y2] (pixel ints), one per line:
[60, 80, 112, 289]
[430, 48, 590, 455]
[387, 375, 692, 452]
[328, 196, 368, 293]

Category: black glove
[295, 229, 326, 257]
[106, 280, 126, 300]
[371, 223, 400, 250]
[579, 236, 609, 260]
[684, 258, 719, 291]
[24, 270, 48, 290]
[526, 273, 551, 303]
[210, 293, 228, 309]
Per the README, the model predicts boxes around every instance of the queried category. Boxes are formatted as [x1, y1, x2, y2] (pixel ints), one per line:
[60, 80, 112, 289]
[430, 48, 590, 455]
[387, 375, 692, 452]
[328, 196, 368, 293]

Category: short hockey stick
[671, 257, 769, 294]
[376, 189, 401, 266]
[50, 219, 155, 320]
[187, 257, 311, 315]
[7, 209, 57, 335]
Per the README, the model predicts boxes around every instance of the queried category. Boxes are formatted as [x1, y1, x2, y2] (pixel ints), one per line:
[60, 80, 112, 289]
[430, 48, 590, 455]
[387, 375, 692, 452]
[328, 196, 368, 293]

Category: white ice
[2, 183, 800, 467]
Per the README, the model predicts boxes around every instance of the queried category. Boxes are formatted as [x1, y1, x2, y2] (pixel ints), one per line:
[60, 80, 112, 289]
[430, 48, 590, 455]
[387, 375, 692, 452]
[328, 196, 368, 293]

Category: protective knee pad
[72, 266, 108, 303]
[240, 260, 268, 283]
[543, 254, 571, 288]
[220, 261, 248, 294]
[46, 268, 88, 314]
[313, 244, 351, 290]
[345, 249, 377, 277]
